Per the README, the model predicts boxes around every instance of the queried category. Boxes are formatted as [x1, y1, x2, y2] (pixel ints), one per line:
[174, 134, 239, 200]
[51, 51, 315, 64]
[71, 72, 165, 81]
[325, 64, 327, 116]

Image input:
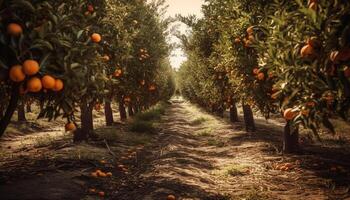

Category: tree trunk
[128, 105, 134, 117]
[283, 121, 299, 153]
[0, 85, 20, 137]
[134, 105, 139, 114]
[242, 103, 256, 132]
[230, 103, 239, 122]
[119, 102, 127, 121]
[17, 101, 26, 122]
[104, 100, 114, 126]
[80, 101, 94, 138]
[26, 102, 31, 113]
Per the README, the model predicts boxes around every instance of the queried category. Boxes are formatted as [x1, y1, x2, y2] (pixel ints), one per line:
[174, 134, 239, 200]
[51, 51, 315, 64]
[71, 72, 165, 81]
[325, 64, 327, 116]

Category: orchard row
[0, 0, 175, 138]
[177, 0, 350, 152]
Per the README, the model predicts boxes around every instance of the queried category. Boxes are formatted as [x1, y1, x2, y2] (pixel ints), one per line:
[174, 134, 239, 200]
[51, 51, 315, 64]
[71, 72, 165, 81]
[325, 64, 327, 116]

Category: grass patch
[129, 120, 155, 133]
[128, 102, 167, 133]
[190, 117, 207, 126]
[207, 138, 225, 147]
[196, 128, 213, 137]
[213, 163, 249, 177]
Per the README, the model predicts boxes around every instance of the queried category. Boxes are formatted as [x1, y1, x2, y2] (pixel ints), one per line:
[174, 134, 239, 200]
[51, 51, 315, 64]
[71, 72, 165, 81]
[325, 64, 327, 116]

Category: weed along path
[0, 98, 349, 200]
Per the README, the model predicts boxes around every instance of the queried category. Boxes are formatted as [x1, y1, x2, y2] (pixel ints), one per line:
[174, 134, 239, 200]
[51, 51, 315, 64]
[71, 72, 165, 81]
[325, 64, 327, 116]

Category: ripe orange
[52, 79, 64, 91]
[246, 26, 254, 35]
[244, 39, 252, 47]
[87, 5, 94, 12]
[41, 75, 56, 89]
[234, 38, 241, 44]
[257, 72, 265, 80]
[248, 35, 254, 42]
[283, 108, 297, 121]
[94, 104, 101, 111]
[106, 172, 112, 177]
[65, 122, 76, 132]
[252, 68, 259, 75]
[167, 194, 176, 200]
[300, 44, 314, 58]
[114, 69, 122, 77]
[98, 191, 105, 197]
[23, 60, 40, 76]
[7, 23, 23, 37]
[9, 65, 26, 82]
[306, 37, 319, 48]
[306, 101, 316, 107]
[27, 77, 42, 92]
[102, 55, 110, 61]
[149, 85, 156, 91]
[140, 80, 146, 85]
[344, 66, 350, 78]
[91, 33, 101, 43]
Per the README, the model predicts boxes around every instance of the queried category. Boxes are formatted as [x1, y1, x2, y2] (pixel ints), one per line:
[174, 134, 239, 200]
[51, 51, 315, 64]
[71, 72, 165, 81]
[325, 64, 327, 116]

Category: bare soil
[0, 98, 350, 200]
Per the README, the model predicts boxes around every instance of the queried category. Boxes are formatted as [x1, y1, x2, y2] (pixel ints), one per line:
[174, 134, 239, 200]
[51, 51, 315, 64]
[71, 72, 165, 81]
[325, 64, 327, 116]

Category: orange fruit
[27, 77, 42, 92]
[167, 194, 176, 200]
[306, 101, 316, 107]
[98, 191, 105, 197]
[114, 69, 122, 77]
[244, 39, 252, 47]
[283, 108, 297, 121]
[9, 65, 25, 82]
[140, 80, 146, 85]
[91, 33, 101, 43]
[149, 85, 156, 91]
[257, 72, 265, 80]
[102, 55, 110, 61]
[248, 35, 254, 42]
[252, 68, 259, 75]
[300, 44, 315, 58]
[234, 38, 241, 44]
[87, 5, 94, 12]
[23, 60, 40, 76]
[306, 37, 319, 48]
[65, 122, 76, 132]
[7, 23, 23, 37]
[52, 79, 64, 91]
[246, 26, 254, 35]
[106, 172, 112, 177]
[41, 75, 56, 89]
[88, 188, 96, 193]
[344, 66, 350, 78]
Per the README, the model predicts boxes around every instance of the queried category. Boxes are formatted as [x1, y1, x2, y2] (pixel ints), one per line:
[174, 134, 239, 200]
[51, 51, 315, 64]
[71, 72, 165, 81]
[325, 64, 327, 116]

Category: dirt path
[113, 98, 350, 200]
[0, 98, 349, 200]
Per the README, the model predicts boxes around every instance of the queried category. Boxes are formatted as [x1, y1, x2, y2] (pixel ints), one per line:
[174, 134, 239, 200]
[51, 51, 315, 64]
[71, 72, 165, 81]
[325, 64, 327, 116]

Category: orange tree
[0, 0, 83, 136]
[252, 0, 350, 152]
[113, 0, 174, 120]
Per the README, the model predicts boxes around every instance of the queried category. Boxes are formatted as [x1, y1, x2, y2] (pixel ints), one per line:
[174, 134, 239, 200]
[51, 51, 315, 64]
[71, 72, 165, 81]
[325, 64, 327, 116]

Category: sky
[164, 0, 204, 69]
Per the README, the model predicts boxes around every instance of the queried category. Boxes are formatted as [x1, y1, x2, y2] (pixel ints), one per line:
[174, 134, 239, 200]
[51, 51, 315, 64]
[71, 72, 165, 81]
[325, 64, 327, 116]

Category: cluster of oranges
[91, 169, 113, 178]
[242, 26, 255, 48]
[9, 60, 64, 94]
[283, 100, 316, 120]
[252, 67, 265, 81]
